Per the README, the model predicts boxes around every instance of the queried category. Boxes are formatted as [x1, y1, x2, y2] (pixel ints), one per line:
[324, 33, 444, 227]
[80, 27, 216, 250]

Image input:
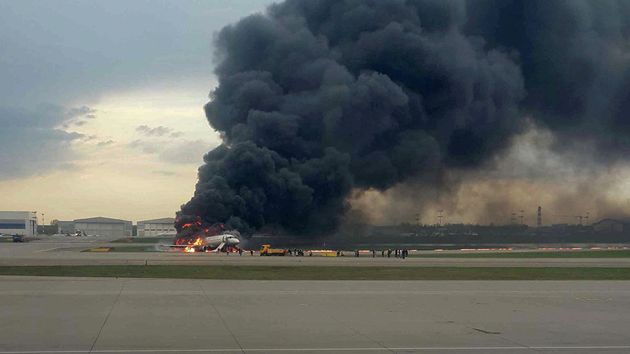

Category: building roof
[138, 217, 175, 224]
[593, 218, 630, 225]
[74, 217, 131, 224]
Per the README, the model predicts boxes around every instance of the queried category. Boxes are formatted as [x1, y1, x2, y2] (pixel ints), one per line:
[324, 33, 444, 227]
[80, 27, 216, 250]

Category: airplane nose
[232, 238, 240, 245]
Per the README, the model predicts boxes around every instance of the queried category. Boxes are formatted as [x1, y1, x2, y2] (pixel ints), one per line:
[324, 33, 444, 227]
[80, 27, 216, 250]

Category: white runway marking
[2, 346, 630, 353]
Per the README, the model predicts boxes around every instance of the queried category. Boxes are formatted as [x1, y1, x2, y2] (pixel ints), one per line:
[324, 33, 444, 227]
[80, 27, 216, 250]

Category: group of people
[335, 249, 410, 259]
[236, 249, 252, 256]
[287, 249, 308, 256]
[233, 248, 410, 258]
[379, 249, 409, 259]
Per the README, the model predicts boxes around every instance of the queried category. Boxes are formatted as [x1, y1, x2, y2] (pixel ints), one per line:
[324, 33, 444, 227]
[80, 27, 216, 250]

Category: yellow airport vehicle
[85, 247, 111, 252]
[259, 244, 288, 256]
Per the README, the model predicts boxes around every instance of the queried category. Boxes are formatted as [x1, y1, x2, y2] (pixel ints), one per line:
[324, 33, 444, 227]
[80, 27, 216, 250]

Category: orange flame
[183, 237, 204, 253]
[181, 221, 202, 229]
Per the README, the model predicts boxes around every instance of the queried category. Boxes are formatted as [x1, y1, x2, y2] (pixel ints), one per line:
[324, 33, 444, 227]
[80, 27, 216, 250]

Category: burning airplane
[171, 215, 241, 253]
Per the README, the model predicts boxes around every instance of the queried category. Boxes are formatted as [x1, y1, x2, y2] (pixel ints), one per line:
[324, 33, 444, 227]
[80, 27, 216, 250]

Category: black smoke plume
[179, 0, 630, 235]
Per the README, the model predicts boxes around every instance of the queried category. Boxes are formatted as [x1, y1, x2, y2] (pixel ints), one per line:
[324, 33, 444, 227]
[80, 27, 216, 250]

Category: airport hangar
[0, 211, 38, 236]
[73, 217, 132, 237]
[137, 217, 176, 237]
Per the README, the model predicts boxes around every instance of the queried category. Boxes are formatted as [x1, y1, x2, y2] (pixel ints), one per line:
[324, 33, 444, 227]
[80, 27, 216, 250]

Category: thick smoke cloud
[465, 0, 630, 158]
[180, 0, 630, 235]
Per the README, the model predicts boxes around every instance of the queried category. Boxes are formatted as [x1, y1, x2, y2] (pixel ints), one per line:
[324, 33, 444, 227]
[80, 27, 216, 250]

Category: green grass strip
[410, 250, 630, 258]
[1, 266, 630, 280]
[109, 246, 156, 252]
[111, 237, 172, 244]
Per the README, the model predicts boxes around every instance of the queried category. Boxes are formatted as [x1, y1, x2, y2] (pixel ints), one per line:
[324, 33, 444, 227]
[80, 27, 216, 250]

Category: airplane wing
[163, 242, 225, 252]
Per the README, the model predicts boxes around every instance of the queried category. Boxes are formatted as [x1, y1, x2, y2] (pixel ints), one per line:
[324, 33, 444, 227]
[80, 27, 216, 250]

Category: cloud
[129, 138, 211, 164]
[159, 140, 210, 164]
[96, 139, 115, 147]
[61, 105, 97, 128]
[129, 139, 160, 154]
[136, 125, 176, 137]
[66, 106, 97, 119]
[83, 135, 98, 142]
[0, 104, 83, 180]
[0, 1, 271, 183]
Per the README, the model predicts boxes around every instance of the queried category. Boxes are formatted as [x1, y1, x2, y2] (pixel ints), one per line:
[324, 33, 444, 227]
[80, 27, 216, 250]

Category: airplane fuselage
[203, 233, 240, 250]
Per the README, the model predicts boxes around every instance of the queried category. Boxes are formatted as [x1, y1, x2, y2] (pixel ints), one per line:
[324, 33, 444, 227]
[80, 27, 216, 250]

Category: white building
[137, 217, 176, 237]
[74, 217, 132, 237]
[0, 211, 38, 236]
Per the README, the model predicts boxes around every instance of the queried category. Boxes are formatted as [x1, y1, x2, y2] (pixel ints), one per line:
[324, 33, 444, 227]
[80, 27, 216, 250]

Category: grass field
[0, 265, 629, 280]
[410, 250, 630, 258]
[110, 246, 157, 252]
[82, 246, 157, 252]
[111, 237, 172, 244]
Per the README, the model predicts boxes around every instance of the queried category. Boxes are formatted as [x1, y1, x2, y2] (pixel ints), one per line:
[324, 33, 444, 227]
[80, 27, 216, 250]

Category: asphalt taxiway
[0, 277, 629, 353]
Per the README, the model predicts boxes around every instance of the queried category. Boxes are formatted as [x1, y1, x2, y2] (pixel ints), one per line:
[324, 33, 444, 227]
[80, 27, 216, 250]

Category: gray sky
[0, 0, 273, 105]
[0, 0, 274, 221]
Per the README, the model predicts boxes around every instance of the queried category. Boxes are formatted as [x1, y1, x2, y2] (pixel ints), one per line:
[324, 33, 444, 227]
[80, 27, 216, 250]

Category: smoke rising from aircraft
[179, 0, 630, 234]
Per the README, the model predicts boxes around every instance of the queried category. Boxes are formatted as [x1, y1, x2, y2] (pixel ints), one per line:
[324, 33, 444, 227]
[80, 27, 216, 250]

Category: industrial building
[592, 219, 630, 233]
[0, 211, 38, 236]
[137, 217, 176, 237]
[56, 221, 75, 235]
[74, 217, 132, 237]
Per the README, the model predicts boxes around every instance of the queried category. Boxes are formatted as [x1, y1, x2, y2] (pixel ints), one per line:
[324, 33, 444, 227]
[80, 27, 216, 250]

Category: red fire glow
[173, 220, 227, 253]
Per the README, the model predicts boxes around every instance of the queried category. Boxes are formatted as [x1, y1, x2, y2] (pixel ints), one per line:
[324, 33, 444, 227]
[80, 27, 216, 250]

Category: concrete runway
[3, 239, 630, 267]
[0, 277, 629, 353]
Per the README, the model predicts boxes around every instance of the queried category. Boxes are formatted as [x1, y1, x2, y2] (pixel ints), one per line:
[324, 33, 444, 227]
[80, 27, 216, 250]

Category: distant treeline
[246, 223, 630, 249]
